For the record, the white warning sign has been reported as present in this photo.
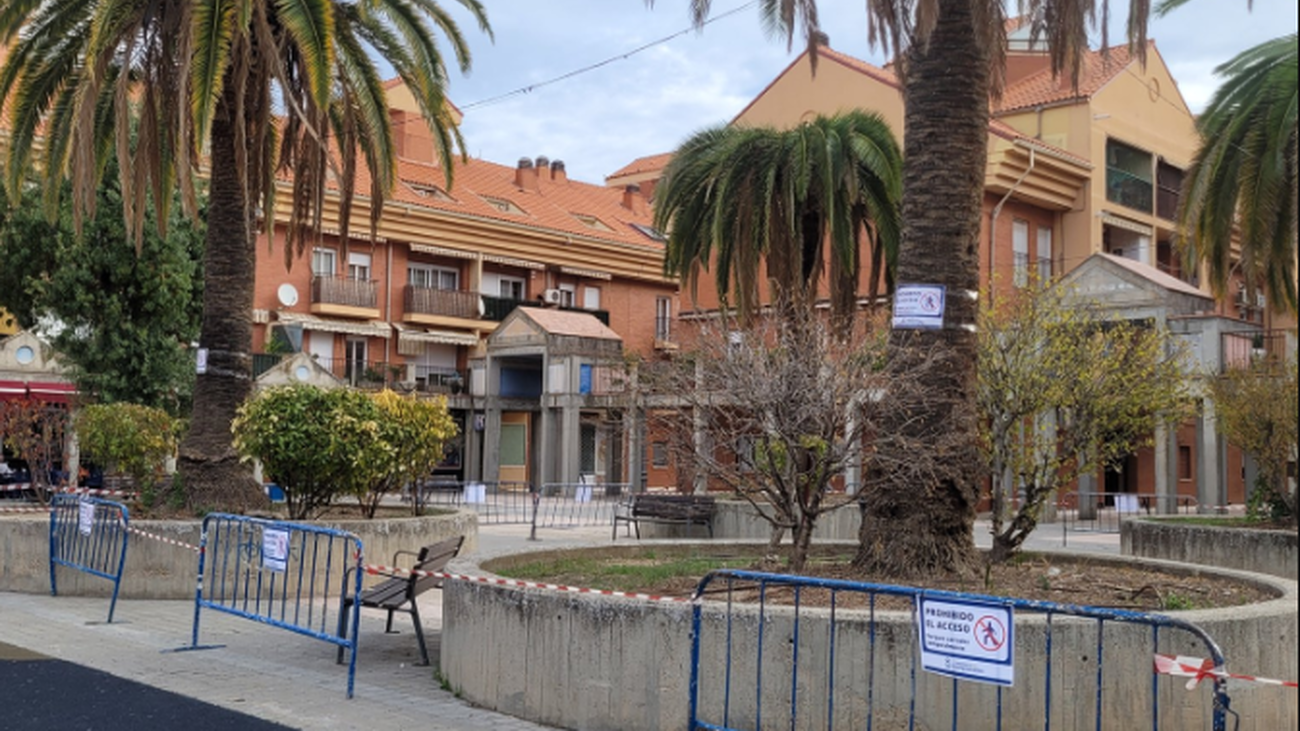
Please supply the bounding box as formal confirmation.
[916,596,1014,686]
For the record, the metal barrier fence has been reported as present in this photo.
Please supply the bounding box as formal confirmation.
[49,495,130,623]
[689,570,1233,731]
[534,482,632,529]
[181,513,365,698]
[414,480,640,529]
[416,480,535,524]
[1058,491,1200,541]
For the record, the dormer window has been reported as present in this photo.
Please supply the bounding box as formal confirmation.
[572,213,613,232]
[482,195,525,215]
[407,182,454,201]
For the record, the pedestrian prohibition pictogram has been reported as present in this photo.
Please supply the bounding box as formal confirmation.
[974,615,1007,652]
[916,596,1015,686]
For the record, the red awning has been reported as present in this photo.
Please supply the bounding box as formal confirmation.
[0,380,77,404]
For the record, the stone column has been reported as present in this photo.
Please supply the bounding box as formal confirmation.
[1153,421,1171,514]
[1197,398,1223,513]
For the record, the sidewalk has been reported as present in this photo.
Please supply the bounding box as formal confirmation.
[0,519,1118,730]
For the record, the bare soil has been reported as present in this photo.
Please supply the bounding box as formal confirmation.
[501,546,1274,612]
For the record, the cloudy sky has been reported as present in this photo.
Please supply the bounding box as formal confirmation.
[437,1,1298,184]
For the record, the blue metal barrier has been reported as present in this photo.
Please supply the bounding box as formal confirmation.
[49,494,130,623]
[689,570,1234,731]
[182,513,364,698]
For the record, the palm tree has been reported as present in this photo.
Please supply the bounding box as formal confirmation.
[1,0,491,508]
[652,0,1157,576]
[653,110,902,332]
[1173,33,1298,316]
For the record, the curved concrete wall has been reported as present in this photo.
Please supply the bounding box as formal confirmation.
[0,510,476,599]
[442,545,1297,731]
[1122,518,1298,579]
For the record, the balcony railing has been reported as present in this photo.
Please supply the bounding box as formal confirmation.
[1156,183,1181,221]
[311,275,377,309]
[481,294,611,326]
[1105,166,1153,213]
[405,286,482,320]
[1220,330,1293,373]
[481,294,524,321]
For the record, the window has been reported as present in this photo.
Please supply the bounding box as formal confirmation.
[1012,220,1030,288]
[583,286,601,310]
[651,442,669,469]
[1105,139,1154,213]
[655,297,672,341]
[407,182,453,201]
[630,223,667,242]
[347,252,371,281]
[1156,161,1184,221]
[498,276,525,300]
[558,283,576,308]
[409,264,458,290]
[1178,445,1193,481]
[344,337,367,384]
[1036,226,1053,282]
[311,248,337,278]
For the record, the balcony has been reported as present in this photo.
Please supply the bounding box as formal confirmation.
[1156,162,1184,221]
[311,276,379,318]
[405,286,482,320]
[481,294,611,326]
[1220,329,1294,373]
[1105,166,1154,214]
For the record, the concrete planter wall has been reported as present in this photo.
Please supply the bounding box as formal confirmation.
[0,509,476,600]
[1122,517,1298,579]
[634,500,861,541]
[442,544,1297,731]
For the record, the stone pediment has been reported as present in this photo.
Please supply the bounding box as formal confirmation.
[255,352,343,390]
[1056,253,1212,317]
[0,330,67,379]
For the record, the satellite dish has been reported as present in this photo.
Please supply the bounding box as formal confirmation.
[277,283,300,307]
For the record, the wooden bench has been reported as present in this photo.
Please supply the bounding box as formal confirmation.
[612,493,717,540]
[336,536,463,666]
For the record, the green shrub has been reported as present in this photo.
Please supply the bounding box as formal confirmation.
[74,403,179,491]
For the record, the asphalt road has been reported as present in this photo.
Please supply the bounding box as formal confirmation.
[0,641,292,731]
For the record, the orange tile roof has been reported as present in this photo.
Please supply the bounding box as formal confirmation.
[388,156,662,249]
[301,145,664,251]
[606,152,675,181]
[995,42,1151,114]
[519,307,622,340]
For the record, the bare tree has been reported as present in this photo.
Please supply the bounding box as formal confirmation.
[643,308,959,572]
[978,284,1191,563]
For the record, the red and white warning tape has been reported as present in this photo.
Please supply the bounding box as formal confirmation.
[126,525,201,553]
[0,483,136,498]
[0,505,49,514]
[363,563,690,604]
[1154,654,1299,690]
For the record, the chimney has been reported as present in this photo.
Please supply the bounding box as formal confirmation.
[812,30,830,47]
[622,184,644,215]
[515,157,538,192]
[550,160,567,183]
[535,156,550,172]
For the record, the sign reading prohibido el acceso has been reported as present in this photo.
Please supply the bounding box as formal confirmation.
[916,596,1014,686]
[892,284,946,330]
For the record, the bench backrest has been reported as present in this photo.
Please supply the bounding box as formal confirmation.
[632,494,717,520]
[409,536,464,598]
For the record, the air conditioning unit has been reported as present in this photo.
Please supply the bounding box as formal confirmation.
[542,288,563,305]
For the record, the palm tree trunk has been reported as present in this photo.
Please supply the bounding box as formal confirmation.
[854,0,987,577]
[178,82,264,512]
